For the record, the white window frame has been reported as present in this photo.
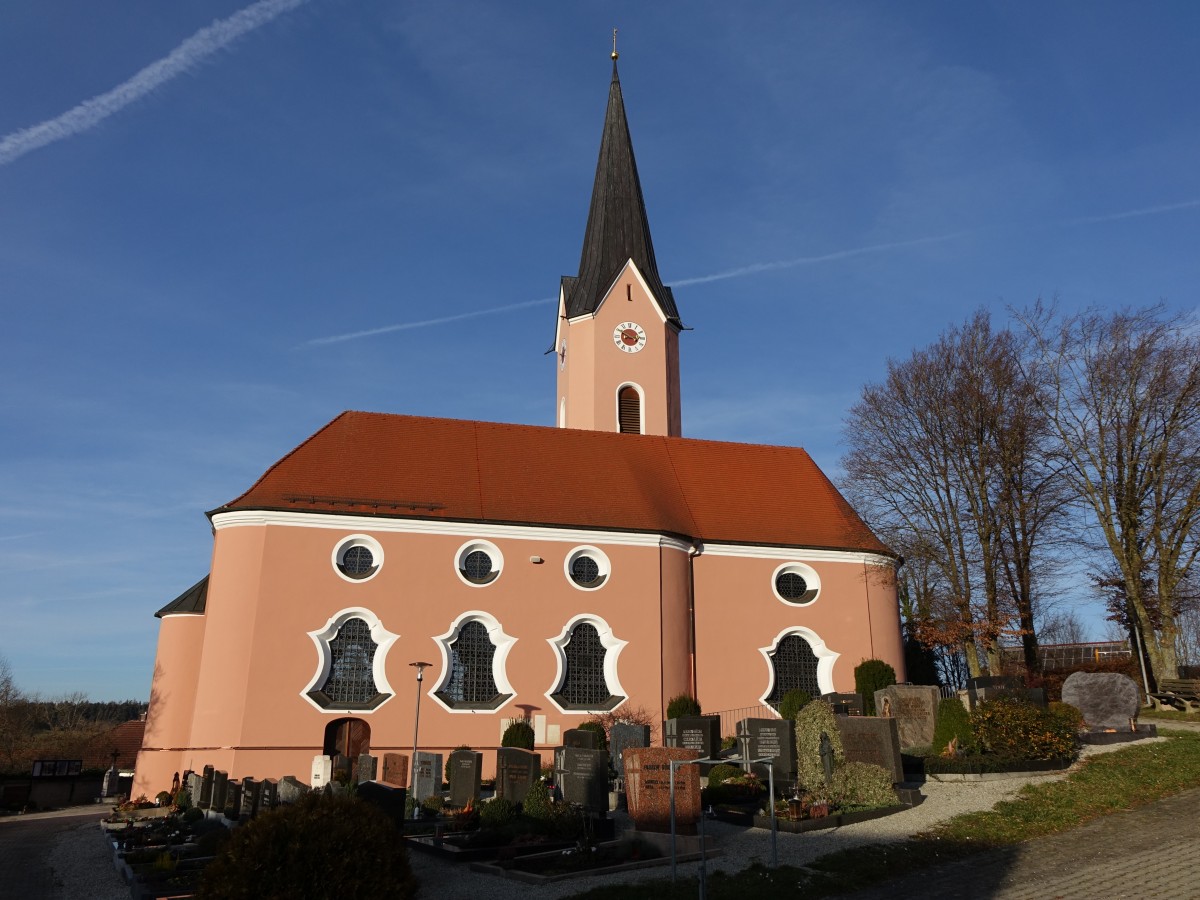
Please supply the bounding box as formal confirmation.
[545,614,628,715]
[301,607,399,713]
[430,611,517,714]
[757,626,839,714]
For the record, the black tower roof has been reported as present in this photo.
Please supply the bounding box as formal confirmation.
[562,62,680,325]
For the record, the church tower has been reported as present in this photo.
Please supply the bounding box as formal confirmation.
[554,55,683,436]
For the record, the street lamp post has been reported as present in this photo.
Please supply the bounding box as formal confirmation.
[409,661,432,819]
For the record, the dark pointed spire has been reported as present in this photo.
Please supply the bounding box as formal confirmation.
[563,60,679,323]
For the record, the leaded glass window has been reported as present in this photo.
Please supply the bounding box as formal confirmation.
[342,545,375,576]
[765,634,820,710]
[775,572,808,601]
[462,550,493,583]
[555,622,619,709]
[441,621,500,706]
[320,618,379,705]
[570,555,600,586]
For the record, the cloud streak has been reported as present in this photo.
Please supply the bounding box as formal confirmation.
[300,297,556,347]
[0,0,307,167]
[1064,198,1200,226]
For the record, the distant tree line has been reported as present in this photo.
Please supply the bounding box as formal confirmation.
[841,303,1200,690]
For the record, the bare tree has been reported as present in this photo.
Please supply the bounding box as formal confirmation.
[1038,610,1088,645]
[0,655,35,773]
[1020,303,1200,684]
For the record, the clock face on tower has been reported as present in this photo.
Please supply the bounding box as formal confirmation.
[613,321,647,354]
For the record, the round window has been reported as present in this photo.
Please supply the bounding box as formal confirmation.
[570,555,601,586]
[455,540,502,587]
[770,562,820,605]
[564,546,610,590]
[463,550,493,583]
[342,545,375,576]
[775,572,808,601]
[333,535,383,582]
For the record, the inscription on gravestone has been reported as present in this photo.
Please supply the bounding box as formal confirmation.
[311,755,332,789]
[495,747,541,805]
[738,718,797,783]
[381,752,409,788]
[411,752,442,804]
[240,778,260,818]
[260,778,278,810]
[559,747,609,812]
[821,692,865,716]
[836,714,904,783]
[448,749,483,808]
[609,723,651,779]
[664,716,721,759]
[875,685,941,748]
[623,747,700,833]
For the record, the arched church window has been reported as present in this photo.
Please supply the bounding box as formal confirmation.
[765,633,821,710]
[618,386,641,434]
[431,613,516,713]
[548,618,626,712]
[302,609,397,712]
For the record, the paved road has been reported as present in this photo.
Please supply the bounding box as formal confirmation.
[839,785,1200,900]
[0,808,125,900]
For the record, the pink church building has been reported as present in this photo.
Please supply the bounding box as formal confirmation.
[134,60,903,796]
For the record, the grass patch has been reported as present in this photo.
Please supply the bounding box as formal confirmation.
[566,731,1200,899]
[1138,707,1200,723]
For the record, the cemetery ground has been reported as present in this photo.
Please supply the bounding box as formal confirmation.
[3,719,1197,899]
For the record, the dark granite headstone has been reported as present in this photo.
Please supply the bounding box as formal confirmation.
[448,749,482,808]
[967,675,1024,710]
[356,753,378,785]
[664,716,721,759]
[821,692,865,716]
[239,778,260,818]
[1062,672,1141,730]
[198,766,214,809]
[411,752,442,804]
[381,752,409,788]
[562,728,598,749]
[211,770,229,813]
[835,715,904,783]
[738,718,797,784]
[623,747,701,833]
[260,778,278,810]
[496,747,541,805]
[357,780,407,825]
[277,775,308,804]
[223,781,242,819]
[558,747,609,811]
[610,723,651,778]
[875,685,941,748]
[332,754,353,785]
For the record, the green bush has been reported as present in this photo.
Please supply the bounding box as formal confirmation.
[522,779,553,821]
[667,694,701,718]
[420,795,443,815]
[501,721,535,750]
[854,659,897,716]
[931,695,974,755]
[830,762,897,808]
[779,689,812,721]
[578,721,608,752]
[970,697,1078,761]
[480,796,518,829]
[173,788,191,811]
[1049,701,1085,732]
[196,793,415,900]
[705,763,742,786]
[794,701,844,790]
[155,790,173,806]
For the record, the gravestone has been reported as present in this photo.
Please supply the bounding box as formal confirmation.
[623,747,701,833]
[198,766,214,809]
[411,752,442,804]
[211,770,229,813]
[821,692,865,716]
[357,780,407,825]
[610,723,651,779]
[332,754,353,785]
[260,779,278,810]
[185,772,204,807]
[738,718,798,784]
[875,685,941,748]
[223,780,241,819]
[835,714,904,783]
[381,752,409,788]
[967,675,1024,710]
[664,716,721,759]
[357,753,378,785]
[1062,672,1141,730]
[562,728,598,749]
[495,747,541,805]
[311,755,332,789]
[448,749,482,808]
[277,776,308,804]
[558,747,609,811]
[240,778,260,819]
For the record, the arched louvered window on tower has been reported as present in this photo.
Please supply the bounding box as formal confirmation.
[617,386,641,434]
[550,620,626,711]
[765,633,821,711]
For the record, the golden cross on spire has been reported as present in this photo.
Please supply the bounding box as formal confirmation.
[611,28,619,60]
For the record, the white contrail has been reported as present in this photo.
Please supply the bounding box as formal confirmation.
[671,232,966,287]
[0,0,308,167]
[301,298,556,347]
[1064,199,1200,226]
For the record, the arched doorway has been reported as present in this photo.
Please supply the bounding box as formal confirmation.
[323,717,371,760]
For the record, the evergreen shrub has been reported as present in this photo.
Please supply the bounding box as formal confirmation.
[523,779,553,820]
[480,796,518,829]
[854,659,897,716]
[196,793,415,900]
[779,689,812,720]
[501,721,535,750]
[1048,701,1085,732]
[666,695,701,718]
[794,701,844,790]
[578,721,608,752]
[931,695,974,755]
[705,763,742,786]
[829,762,897,808]
[970,697,1078,761]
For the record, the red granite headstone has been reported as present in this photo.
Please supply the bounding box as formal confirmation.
[381,752,409,788]
[623,746,701,833]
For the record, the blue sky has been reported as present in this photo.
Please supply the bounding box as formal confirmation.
[1,1,1197,700]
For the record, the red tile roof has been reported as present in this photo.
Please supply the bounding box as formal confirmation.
[215,412,891,555]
